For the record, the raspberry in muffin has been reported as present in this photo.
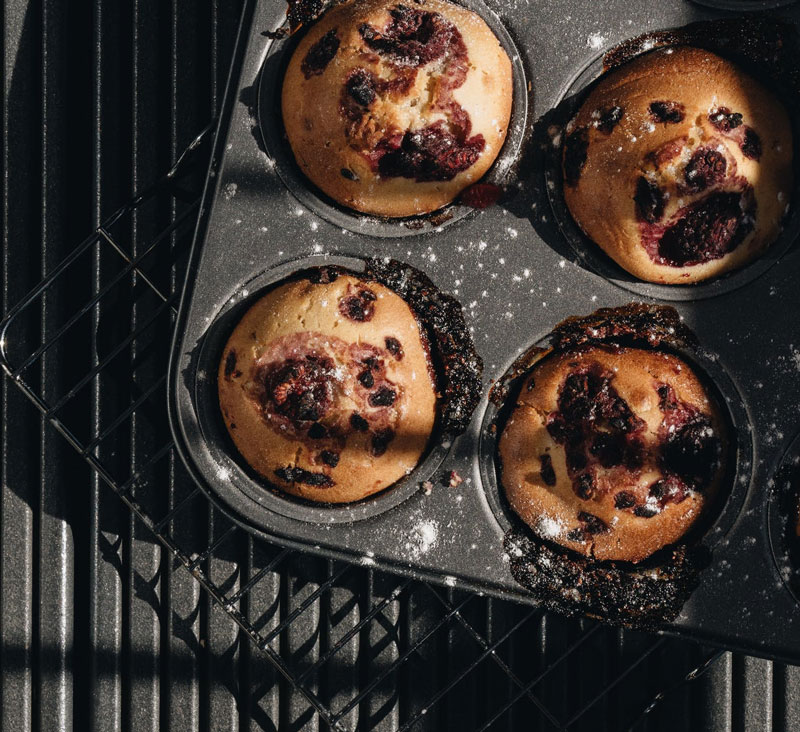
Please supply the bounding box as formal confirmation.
[218,270,437,503]
[281,0,513,217]
[499,344,727,563]
[563,46,793,284]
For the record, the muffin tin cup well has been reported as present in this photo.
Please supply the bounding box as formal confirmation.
[169,0,800,663]
[767,430,800,605]
[256,0,530,238]
[191,254,455,525]
[478,337,754,556]
[543,31,800,302]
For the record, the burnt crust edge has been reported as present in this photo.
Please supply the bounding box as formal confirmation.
[504,531,706,631]
[495,304,718,629]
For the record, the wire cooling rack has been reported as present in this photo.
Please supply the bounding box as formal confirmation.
[0,123,724,731]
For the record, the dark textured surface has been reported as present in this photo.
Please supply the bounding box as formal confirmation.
[2,1,800,730]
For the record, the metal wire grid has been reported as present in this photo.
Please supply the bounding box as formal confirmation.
[0,125,723,731]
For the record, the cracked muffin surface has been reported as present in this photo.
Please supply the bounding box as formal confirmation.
[499,345,727,563]
[218,272,437,503]
[281,0,513,217]
[563,46,793,284]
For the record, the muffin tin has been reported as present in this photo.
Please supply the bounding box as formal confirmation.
[168,0,800,663]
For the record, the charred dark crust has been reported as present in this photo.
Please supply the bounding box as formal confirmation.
[287,0,330,34]
[504,532,704,630]
[601,18,800,92]
[549,303,697,352]
[361,259,483,436]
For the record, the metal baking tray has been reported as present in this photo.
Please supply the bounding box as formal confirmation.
[168,0,800,664]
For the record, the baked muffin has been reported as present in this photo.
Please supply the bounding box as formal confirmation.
[499,345,727,563]
[563,46,793,284]
[218,271,437,503]
[281,0,513,217]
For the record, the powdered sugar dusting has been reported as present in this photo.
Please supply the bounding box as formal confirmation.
[587,33,606,50]
[404,519,439,560]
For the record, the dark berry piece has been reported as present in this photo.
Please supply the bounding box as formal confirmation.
[740,127,761,160]
[369,386,397,407]
[301,29,340,79]
[376,122,485,182]
[385,337,404,360]
[320,450,340,467]
[578,511,609,534]
[274,466,334,487]
[358,5,455,67]
[563,127,589,187]
[224,350,237,379]
[684,147,727,191]
[308,422,327,439]
[539,454,556,486]
[595,105,624,134]
[268,356,334,423]
[633,504,659,518]
[340,168,359,181]
[634,176,665,223]
[345,68,377,107]
[338,287,376,322]
[614,491,636,509]
[649,101,685,124]
[358,370,375,388]
[708,107,743,133]
[575,473,595,500]
[350,412,369,432]
[566,527,587,542]
[370,428,395,456]
[657,191,753,266]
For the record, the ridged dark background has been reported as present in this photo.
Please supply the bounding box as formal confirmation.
[1,1,799,730]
